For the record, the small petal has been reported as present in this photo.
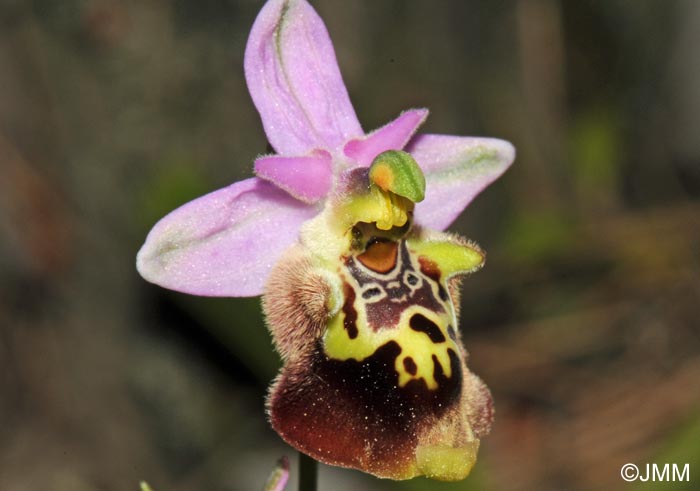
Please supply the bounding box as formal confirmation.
[255,150,332,203]
[136,177,317,297]
[245,0,363,155]
[344,109,428,166]
[407,135,515,230]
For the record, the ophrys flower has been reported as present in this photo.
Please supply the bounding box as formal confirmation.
[137,0,514,481]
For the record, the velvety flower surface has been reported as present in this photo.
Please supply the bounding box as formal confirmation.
[136,0,514,481]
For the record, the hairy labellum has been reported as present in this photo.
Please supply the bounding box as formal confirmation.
[263,153,494,481]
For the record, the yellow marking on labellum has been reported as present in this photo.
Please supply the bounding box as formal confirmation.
[407,238,485,277]
[323,263,459,391]
[324,306,456,390]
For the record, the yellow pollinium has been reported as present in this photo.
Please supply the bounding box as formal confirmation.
[369,162,395,192]
[299,151,426,264]
[341,185,414,231]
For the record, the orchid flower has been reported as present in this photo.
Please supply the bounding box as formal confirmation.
[137,0,514,482]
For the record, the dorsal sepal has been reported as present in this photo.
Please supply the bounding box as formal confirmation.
[369,150,426,203]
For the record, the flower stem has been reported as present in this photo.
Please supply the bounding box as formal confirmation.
[298,452,318,491]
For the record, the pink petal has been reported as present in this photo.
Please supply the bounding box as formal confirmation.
[136,177,317,297]
[244,0,363,155]
[255,150,332,204]
[344,109,428,166]
[407,135,515,230]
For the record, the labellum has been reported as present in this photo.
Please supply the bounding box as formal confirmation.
[263,151,494,480]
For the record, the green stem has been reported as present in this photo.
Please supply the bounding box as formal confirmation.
[298,452,318,491]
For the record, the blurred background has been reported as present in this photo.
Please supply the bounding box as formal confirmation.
[1,0,699,490]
